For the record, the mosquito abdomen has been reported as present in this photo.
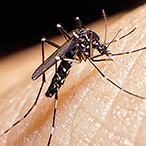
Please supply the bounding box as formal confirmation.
[45,60,72,97]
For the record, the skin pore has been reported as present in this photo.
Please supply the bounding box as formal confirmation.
[0,4,146,146]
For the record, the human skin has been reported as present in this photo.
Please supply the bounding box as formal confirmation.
[0,4,146,146]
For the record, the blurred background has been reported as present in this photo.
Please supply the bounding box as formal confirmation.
[0,0,145,58]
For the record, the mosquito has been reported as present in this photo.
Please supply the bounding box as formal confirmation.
[1,10,146,146]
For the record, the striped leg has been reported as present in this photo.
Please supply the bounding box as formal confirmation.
[88,58,145,99]
[77,39,145,99]
[47,57,59,146]
[47,92,58,146]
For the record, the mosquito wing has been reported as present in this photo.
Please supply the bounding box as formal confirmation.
[32,39,77,80]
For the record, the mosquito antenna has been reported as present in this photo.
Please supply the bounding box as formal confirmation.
[102,9,108,45]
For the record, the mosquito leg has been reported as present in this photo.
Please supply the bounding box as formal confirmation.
[109,47,146,56]
[61,58,80,63]
[75,17,86,29]
[88,58,145,99]
[92,58,113,62]
[47,89,58,146]
[41,37,60,49]
[91,54,103,59]
[56,24,71,40]
[106,27,137,46]
[116,27,137,41]
[0,80,45,137]
[106,29,122,48]
[47,57,59,146]
[0,39,47,137]
[42,38,46,82]
[78,41,144,99]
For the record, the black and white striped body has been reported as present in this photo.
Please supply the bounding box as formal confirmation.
[75,29,102,57]
[45,49,75,97]
[45,28,100,97]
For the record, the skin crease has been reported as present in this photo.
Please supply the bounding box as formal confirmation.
[0,4,146,146]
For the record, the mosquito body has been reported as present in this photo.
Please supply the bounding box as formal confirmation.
[32,25,102,97]
[1,10,146,146]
